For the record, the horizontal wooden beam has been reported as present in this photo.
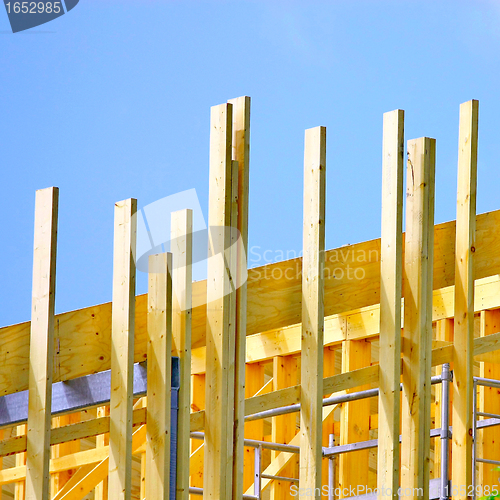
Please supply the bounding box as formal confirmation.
[3,211,500,397]
[189,275,500,371]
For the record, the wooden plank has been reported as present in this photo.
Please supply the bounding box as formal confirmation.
[25,186,59,500]
[238,275,500,367]
[50,413,81,494]
[321,348,336,495]
[377,109,404,500]
[433,319,453,480]
[190,374,205,498]
[108,198,137,500]
[171,209,193,500]
[478,310,500,491]
[452,99,479,500]
[145,253,173,500]
[203,102,235,500]
[94,406,109,500]
[299,125,326,497]
[339,340,371,493]
[272,355,298,499]
[243,364,265,492]
[401,137,436,498]
[5,208,500,395]
[228,95,251,500]
[15,424,26,500]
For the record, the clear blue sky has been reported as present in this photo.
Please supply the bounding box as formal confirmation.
[1,0,499,327]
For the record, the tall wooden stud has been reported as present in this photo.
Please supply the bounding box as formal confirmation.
[299,126,326,498]
[377,109,404,500]
[95,406,110,500]
[478,310,500,491]
[25,186,58,500]
[273,355,298,499]
[339,340,371,492]
[401,138,436,499]
[203,102,235,500]
[452,99,478,500]
[171,209,193,500]
[228,96,251,500]
[108,198,137,500]
[146,252,173,500]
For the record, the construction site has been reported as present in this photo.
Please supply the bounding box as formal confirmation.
[0,96,499,500]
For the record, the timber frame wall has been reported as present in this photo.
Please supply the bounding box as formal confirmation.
[0,97,499,500]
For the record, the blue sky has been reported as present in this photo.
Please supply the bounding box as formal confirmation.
[1,0,500,326]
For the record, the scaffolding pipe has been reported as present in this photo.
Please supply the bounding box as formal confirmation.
[245,374,444,422]
[328,433,334,500]
[440,363,451,500]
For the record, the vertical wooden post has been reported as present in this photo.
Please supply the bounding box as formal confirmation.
[203,102,235,500]
[190,374,205,498]
[272,355,298,499]
[15,424,27,500]
[228,95,251,500]
[401,137,436,499]
[478,310,500,491]
[171,209,193,500]
[433,319,453,479]
[95,406,110,500]
[145,252,173,500]
[339,340,371,491]
[299,126,326,498]
[26,186,59,500]
[377,109,404,500]
[452,99,478,500]
[321,348,336,494]
[243,363,265,491]
[50,413,81,494]
[108,198,137,500]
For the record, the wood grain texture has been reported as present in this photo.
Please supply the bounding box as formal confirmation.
[145,253,172,500]
[171,209,193,500]
[377,109,404,500]
[108,198,137,500]
[299,126,326,497]
[401,138,436,499]
[26,187,58,500]
[452,99,478,500]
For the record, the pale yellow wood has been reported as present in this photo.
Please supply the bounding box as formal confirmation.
[237,275,500,367]
[245,402,342,496]
[227,95,251,500]
[433,319,453,480]
[299,125,326,497]
[0,425,147,488]
[452,99,479,500]
[50,413,81,494]
[146,252,173,500]
[321,348,336,495]
[339,340,371,493]
[51,464,95,500]
[171,209,193,500]
[243,363,265,491]
[15,424,27,500]
[4,209,500,396]
[0,408,147,459]
[377,109,404,500]
[203,102,235,500]
[478,310,500,491]
[50,425,146,500]
[108,198,137,500]
[401,137,436,499]
[26,186,59,500]
[190,374,205,499]
[272,355,298,500]
[95,406,110,500]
